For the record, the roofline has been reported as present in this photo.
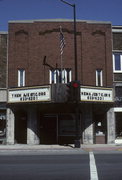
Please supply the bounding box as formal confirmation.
[112,26,122,33]
[0,31,8,34]
[112,25,122,28]
[8,19,111,25]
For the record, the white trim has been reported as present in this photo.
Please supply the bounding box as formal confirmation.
[100,70,103,86]
[54,70,57,84]
[113,54,115,72]
[18,70,20,87]
[112,29,122,33]
[69,70,72,82]
[49,70,51,84]
[113,50,122,53]
[96,70,98,86]
[114,107,122,112]
[0,31,8,34]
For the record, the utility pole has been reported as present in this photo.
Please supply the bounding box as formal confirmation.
[60,0,81,148]
[60,0,78,80]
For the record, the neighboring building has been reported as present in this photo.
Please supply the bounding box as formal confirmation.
[7,19,113,145]
[112,26,122,144]
[0,32,7,144]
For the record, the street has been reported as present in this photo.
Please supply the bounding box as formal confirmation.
[0,149,122,180]
[0,150,90,180]
[95,153,122,180]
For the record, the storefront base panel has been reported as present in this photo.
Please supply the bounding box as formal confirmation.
[95,135,106,144]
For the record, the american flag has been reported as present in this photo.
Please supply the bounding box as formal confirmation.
[60,26,66,55]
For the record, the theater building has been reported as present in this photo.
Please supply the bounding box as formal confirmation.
[7,19,113,145]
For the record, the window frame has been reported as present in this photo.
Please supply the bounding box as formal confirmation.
[18,69,25,87]
[49,68,72,84]
[96,69,103,87]
[113,53,122,73]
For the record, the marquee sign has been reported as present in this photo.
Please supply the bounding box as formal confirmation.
[80,86,113,102]
[8,85,113,103]
[8,86,51,103]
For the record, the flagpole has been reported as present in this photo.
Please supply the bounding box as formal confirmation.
[60,26,63,83]
[60,26,62,83]
[60,50,63,83]
[60,26,65,83]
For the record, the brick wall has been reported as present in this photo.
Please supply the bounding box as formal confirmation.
[0,33,7,88]
[8,20,113,88]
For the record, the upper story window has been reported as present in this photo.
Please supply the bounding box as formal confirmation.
[49,68,72,84]
[18,69,25,87]
[113,53,122,72]
[96,69,103,86]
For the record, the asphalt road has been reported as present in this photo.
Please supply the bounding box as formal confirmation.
[95,153,122,180]
[0,151,90,180]
[0,150,122,180]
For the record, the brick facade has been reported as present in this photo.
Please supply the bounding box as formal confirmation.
[8,20,113,88]
[0,32,7,88]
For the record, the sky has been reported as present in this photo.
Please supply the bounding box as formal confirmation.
[0,0,122,31]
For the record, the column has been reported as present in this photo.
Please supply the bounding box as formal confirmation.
[27,107,40,145]
[82,105,94,144]
[6,108,15,145]
[107,108,115,144]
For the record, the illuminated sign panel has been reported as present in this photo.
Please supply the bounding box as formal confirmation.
[8,85,113,103]
[8,86,51,103]
[80,86,113,102]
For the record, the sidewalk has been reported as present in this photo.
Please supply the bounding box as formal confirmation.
[0,144,122,151]
[0,144,72,151]
[82,144,122,151]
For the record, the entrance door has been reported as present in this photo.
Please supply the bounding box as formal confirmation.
[15,110,27,144]
[40,115,57,144]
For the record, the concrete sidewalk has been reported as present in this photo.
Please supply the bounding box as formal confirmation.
[82,144,122,151]
[0,144,122,151]
[0,144,72,150]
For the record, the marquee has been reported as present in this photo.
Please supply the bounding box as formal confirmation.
[8,86,51,103]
